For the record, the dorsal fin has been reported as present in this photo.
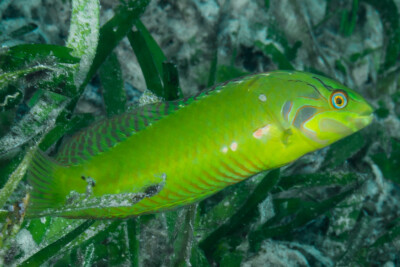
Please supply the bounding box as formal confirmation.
[55,80,231,165]
[56,101,181,165]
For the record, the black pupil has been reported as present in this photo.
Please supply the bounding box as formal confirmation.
[336,97,343,105]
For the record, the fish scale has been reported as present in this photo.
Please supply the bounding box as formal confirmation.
[27,71,373,218]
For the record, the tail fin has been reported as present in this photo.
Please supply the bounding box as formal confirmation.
[27,149,65,217]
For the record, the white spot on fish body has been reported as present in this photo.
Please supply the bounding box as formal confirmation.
[222,142,238,153]
[259,94,267,102]
[230,142,238,151]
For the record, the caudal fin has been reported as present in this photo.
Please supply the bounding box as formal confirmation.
[27,149,65,217]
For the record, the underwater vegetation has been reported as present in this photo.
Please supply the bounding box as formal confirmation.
[0,0,399,266]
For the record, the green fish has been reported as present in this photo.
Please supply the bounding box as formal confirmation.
[27,71,373,219]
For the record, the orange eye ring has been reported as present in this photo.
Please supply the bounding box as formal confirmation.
[330,90,348,109]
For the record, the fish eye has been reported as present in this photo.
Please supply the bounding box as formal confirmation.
[331,90,348,109]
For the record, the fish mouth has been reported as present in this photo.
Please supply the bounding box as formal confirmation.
[320,118,353,136]
[351,114,374,130]
[320,113,373,136]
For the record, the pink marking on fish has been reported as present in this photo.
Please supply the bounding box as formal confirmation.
[253,125,270,139]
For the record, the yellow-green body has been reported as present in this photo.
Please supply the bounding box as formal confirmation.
[27,71,373,218]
